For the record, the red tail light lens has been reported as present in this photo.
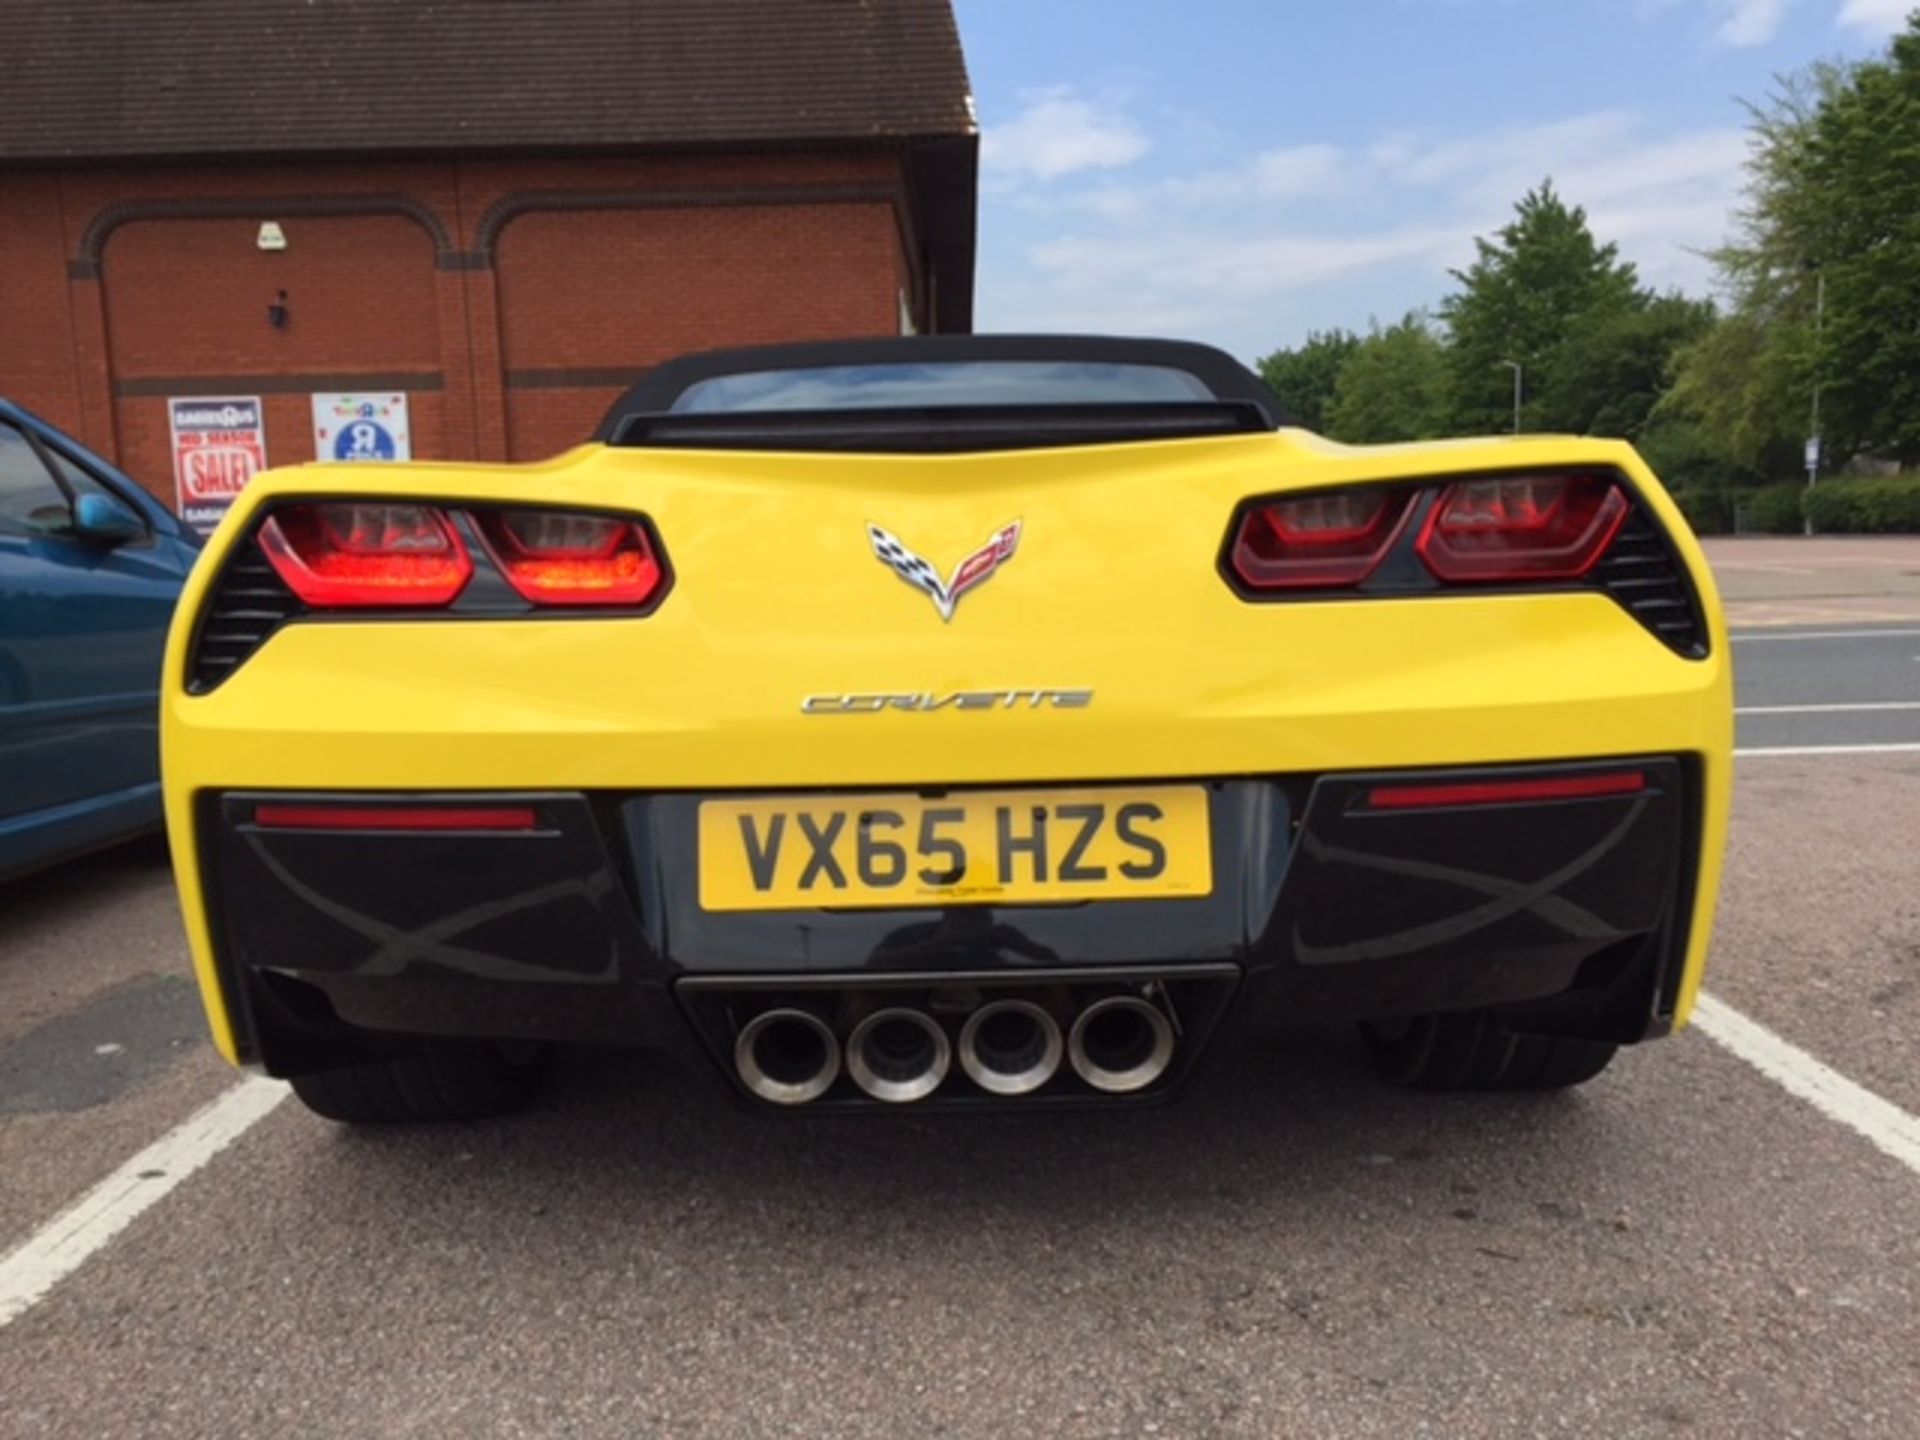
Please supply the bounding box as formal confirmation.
[475,509,665,606]
[258,503,472,607]
[1416,474,1628,582]
[1228,488,1414,590]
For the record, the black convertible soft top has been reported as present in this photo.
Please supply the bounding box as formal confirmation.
[595,335,1286,452]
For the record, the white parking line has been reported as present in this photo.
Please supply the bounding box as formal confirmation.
[0,1078,286,1328]
[1691,994,1920,1178]
[1737,702,1920,715]
[1732,628,1920,643]
[1735,743,1920,757]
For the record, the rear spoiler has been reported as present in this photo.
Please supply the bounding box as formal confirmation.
[606,402,1273,454]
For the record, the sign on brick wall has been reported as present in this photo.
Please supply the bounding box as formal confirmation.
[169,397,266,537]
[312,393,411,462]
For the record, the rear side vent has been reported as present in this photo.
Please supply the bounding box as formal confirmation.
[187,538,305,692]
[1591,509,1707,657]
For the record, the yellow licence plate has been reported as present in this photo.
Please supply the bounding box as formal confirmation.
[697,785,1212,912]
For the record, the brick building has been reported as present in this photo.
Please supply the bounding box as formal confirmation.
[0,0,976,507]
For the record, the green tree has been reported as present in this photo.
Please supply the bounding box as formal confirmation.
[1796,21,1920,464]
[1656,309,1804,478]
[1664,65,1847,473]
[1547,292,1717,440]
[1672,27,1920,469]
[1324,314,1450,444]
[1439,182,1645,435]
[1256,329,1360,433]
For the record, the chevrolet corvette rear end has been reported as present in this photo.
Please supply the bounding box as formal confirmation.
[162,336,1731,1122]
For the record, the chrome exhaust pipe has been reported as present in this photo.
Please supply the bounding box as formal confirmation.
[846,1007,951,1103]
[734,1008,840,1106]
[958,999,1063,1096]
[1067,995,1175,1094]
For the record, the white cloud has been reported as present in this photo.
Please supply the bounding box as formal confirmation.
[973,109,1754,357]
[1247,144,1350,199]
[1039,112,1748,247]
[1372,112,1629,191]
[1028,225,1463,297]
[1714,0,1789,46]
[1635,0,1799,45]
[981,88,1148,183]
[1836,0,1915,35]
[1636,0,1912,47]
[1037,143,1349,221]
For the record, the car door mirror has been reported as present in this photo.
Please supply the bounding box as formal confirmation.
[71,491,147,545]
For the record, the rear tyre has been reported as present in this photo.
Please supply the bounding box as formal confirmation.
[1360,1012,1617,1091]
[288,1041,547,1124]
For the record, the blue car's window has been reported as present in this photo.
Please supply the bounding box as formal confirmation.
[0,424,74,537]
[670,361,1214,413]
[44,446,120,505]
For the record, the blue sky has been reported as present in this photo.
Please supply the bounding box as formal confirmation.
[952,0,1913,362]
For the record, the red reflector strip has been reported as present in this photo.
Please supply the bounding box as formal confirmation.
[252,805,539,831]
[1365,771,1647,811]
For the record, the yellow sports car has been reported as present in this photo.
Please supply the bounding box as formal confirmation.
[162,336,1731,1122]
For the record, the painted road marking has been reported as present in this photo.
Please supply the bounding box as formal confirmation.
[1692,994,1920,1179]
[0,1003,1913,1336]
[0,1078,286,1328]
[1727,610,1920,629]
[1736,743,1920,757]
[1732,628,1920,642]
[1737,702,1920,716]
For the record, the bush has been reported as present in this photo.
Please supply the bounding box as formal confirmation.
[1671,488,1734,535]
[1746,483,1808,534]
[1802,475,1920,533]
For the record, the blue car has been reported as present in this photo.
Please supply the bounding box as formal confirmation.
[0,401,200,880]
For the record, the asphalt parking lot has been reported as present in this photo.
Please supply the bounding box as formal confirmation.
[3,537,1919,1437]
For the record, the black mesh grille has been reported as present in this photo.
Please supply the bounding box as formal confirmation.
[1592,510,1707,657]
[186,537,304,692]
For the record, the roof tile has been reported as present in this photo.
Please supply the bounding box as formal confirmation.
[0,0,975,161]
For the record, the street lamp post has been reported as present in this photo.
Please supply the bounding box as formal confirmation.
[1805,268,1825,537]
[1498,360,1523,435]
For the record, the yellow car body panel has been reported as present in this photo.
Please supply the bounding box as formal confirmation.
[163,429,1731,1069]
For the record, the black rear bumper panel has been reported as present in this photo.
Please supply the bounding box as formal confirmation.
[202,758,1695,1103]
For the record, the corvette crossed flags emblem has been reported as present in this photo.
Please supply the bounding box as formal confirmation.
[867,520,1023,622]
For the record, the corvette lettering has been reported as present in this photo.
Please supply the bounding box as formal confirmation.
[802,689,1093,714]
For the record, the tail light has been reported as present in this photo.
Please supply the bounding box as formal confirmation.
[188,497,671,689]
[474,509,664,606]
[1416,474,1628,582]
[252,502,669,612]
[1220,469,1703,653]
[258,503,472,607]
[1228,489,1413,590]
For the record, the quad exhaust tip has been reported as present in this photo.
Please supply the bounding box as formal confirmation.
[735,993,1175,1106]
[734,1008,841,1106]
[847,1007,951,1103]
[1068,995,1176,1094]
[959,999,1064,1097]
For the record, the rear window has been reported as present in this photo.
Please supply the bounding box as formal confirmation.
[669,361,1215,413]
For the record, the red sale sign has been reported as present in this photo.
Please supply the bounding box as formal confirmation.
[170,397,266,536]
